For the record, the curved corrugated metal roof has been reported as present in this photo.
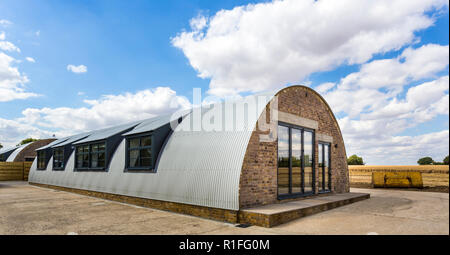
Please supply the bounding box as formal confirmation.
[37,137,70,150]
[154,93,274,209]
[122,113,181,136]
[73,121,142,145]
[52,133,91,147]
[29,90,277,210]
[0,146,18,155]
[6,143,28,162]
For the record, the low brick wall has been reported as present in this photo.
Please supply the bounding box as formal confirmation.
[349,165,449,188]
[29,182,239,223]
[0,162,32,181]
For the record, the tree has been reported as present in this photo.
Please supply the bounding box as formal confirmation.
[444,155,449,165]
[347,154,364,165]
[417,157,434,165]
[0,143,3,149]
[17,138,38,147]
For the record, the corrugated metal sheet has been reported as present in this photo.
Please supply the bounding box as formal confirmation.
[37,137,70,150]
[28,92,275,210]
[122,112,190,136]
[52,133,91,147]
[6,143,28,162]
[0,146,18,155]
[73,121,142,144]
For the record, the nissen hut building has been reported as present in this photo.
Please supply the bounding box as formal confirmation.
[29,85,363,227]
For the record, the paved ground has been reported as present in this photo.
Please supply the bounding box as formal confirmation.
[0,181,448,235]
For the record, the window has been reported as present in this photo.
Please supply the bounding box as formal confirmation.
[291,128,302,193]
[126,135,152,170]
[277,125,289,195]
[304,131,314,193]
[277,123,315,198]
[75,142,106,170]
[91,143,106,168]
[53,147,64,170]
[318,142,331,192]
[37,150,47,170]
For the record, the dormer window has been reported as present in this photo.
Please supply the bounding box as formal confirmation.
[126,135,152,170]
[53,147,64,170]
[37,150,47,170]
[75,142,106,171]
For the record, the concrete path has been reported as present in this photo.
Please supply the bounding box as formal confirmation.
[0,182,447,235]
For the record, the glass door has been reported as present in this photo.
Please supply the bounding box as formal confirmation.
[277,123,315,198]
[277,125,290,196]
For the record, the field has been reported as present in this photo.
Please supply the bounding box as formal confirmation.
[349,165,449,191]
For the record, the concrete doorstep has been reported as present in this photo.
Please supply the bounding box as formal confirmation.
[239,193,370,227]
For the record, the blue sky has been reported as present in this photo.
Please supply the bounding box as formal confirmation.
[0,0,449,164]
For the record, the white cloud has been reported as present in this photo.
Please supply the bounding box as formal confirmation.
[0,40,20,52]
[363,76,449,122]
[0,31,5,40]
[0,52,39,102]
[343,129,449,165]
[1,87,191,148]
[35,30,40,36]
[25,57,35,63]
[0,20,12,26]
[172,0,448,96]
[18,87,191,134]
[324,44,449,118]
[320,45,449,164]
[0,117,60,148]
[339,44,449,92]
[67,64,87,74]
[315,82,335,94]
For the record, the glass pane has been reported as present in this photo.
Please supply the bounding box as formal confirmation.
[129,138,140,149]
[140,148,151,158]
[142,136,151,147]
[277,125,289,195]
[76,155,83,168]
[140,157,151,167]
[92,144,98,152]
[38,151,46,169]
[291,129,302,194]
[129,150,139,167]
[324,144,330,190]
[304,131,313,193]
[318,144,323,191]
[91,153,98,168]
[98,143,105,151]
[98,152,105,167]
[83,145,89,153]
[82,153,89,167]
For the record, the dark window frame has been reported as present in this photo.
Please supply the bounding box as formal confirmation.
[74,141,107,172]
[52,147,65,171]
[124,133,155,172]
[277,121,316,200]
[36,150,47,170]
[318,142,332,193]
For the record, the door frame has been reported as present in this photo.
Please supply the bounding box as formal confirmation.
[277,121,316,200]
